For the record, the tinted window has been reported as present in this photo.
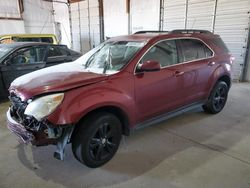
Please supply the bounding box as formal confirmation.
[58,46,70,56]
[212,38,229,53]
[142,40,178,67]
[41,37,53,43]
[48,46,63,57]
[13,37,40,42]
[12,37,53,43]
[11,46,46,64]
[179,39,213,62]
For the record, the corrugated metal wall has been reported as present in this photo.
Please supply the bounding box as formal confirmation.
[163,0,186,30]
[0,0,55,35]
[70,0,101,53]
[186,0,215,30]
[163,0,250,80]
[53,0,71,48]
[0,0,20,18]
[103,0,160,36]
[103,0,128,38]
[130,0,160,33]
[23,0,55,34]
[214,0,250,80]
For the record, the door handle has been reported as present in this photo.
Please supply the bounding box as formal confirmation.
[174,71,184,77]
[208,61,215,66]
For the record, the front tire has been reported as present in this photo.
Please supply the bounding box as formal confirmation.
[203,81,229,114]
[72,112,122,168]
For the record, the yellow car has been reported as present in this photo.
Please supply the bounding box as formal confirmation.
[0,34,58,44]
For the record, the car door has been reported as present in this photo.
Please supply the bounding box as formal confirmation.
[0,64,8,99]
[45,45,71,67]
[1,45,47,89]
[134,39,186,123]
[177,39,215,105]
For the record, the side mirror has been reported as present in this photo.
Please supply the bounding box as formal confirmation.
[139,60,161,72]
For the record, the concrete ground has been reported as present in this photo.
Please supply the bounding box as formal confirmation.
[0,83,250,188]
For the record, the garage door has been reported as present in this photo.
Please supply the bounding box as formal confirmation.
[130,0,160,33]
[163,0,250,80]
[70,0,101,53]
[214,0,250,80]
[186,0,215,31]
[163,0,186,30]
[103,0,129,37]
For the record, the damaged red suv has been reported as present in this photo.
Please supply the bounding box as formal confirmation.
[7,30,233,168]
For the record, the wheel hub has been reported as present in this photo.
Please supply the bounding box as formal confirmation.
[101,138,107,144]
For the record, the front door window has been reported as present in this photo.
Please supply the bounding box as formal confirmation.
[141,40,178,68]
[11,46,46,64]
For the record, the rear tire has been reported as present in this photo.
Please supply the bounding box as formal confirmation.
[203,81,229,114]
[72,112,122,168]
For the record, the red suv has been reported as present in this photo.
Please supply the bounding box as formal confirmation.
[7,30,233,168]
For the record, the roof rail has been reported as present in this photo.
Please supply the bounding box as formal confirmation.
[170,29,212,34]
[134,30,169,34]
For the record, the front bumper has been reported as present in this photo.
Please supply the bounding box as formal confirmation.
[6,109,34,144]
[7,91,75,160]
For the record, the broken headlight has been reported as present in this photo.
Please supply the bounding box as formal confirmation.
[24,93,64,121]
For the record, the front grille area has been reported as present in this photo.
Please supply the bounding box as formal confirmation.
[9,93,43,132]
[8,93,64,145]
[9,93,27,124]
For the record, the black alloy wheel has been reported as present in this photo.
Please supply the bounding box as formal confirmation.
[212,84,227,112]
[72,112,122,168]
[203,81,229,114]
[89,122,117,161]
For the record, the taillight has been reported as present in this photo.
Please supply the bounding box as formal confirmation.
[230,56,235,65]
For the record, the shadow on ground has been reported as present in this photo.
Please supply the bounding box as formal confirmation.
[15,104,247,188]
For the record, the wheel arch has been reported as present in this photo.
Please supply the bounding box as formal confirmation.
[217,74,231,88]
[71,105,130,142]
[206,70,231,102]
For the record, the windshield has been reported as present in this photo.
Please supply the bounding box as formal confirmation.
[75,41,145,74]
[0,46,13,60]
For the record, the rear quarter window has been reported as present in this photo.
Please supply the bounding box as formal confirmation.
[211,38,229,53]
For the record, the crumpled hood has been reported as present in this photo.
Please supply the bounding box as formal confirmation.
[9,62,108,101]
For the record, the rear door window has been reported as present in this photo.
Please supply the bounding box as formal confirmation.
[47,46,64,57]
[178,39,213,62]
[57,46,71,56]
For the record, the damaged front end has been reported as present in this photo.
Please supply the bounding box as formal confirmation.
[7,93,74,160]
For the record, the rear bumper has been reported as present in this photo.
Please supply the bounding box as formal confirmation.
[6,109,34,144]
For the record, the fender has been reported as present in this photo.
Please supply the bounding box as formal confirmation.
[205,61,232,99]
[47,74,136,127]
